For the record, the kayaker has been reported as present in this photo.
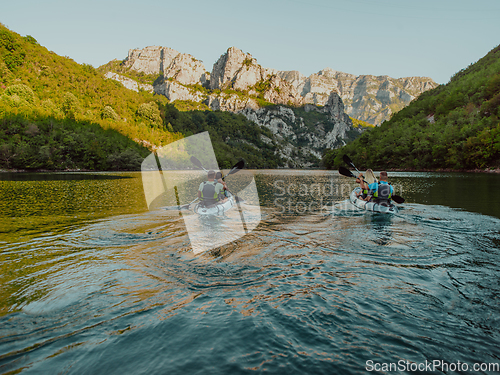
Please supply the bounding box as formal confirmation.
[367,171,394,205]
[198,170,225,206]
[356,173,370,200]
[216,171,229,199]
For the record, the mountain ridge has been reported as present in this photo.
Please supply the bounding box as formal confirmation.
[101,45,438,125]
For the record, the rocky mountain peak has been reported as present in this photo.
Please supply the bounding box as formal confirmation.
[210,47,256,90]
[208,46,304,108]
[123,46,207,86]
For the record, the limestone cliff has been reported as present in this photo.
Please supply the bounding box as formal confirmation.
[239,92,364,168]
[103,45,436,125]
[190,46,435,124]
[209,47,257,90]
[208,47,303,109]
[154,80,205,102]
[205,93,259,112]
[123,46,208,86]
[279,67,438,125]
[104,72,154,93]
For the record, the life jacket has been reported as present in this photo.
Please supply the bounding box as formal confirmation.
[373,182,392,204]
[200,181,220,206]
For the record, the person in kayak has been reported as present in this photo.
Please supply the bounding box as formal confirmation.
[198,170,226,206]
[356,173,370,200]
[215,171,229,198]
[367,171,394,205]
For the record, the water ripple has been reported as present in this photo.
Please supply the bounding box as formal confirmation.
[1,174,500,374]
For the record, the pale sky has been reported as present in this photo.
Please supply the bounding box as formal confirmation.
[2,0,499,84]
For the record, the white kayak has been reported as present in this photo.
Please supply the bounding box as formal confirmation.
[350,187,397,214]
[193,191,237,216]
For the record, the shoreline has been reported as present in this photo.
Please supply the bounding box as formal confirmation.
[0,169,135,173]
[387,167,500,174]
[1,167,500,174]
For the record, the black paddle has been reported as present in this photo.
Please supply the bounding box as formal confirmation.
[390,195,405,204]
[340,155,405,204]
[223,159,245,180]
[339,166,356,178]
[190,156,208,172]
[343,154,362,175]
[191,156,245,180]
[225,159,246,203]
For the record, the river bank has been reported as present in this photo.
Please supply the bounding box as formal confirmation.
[387,167,500,174]
[2,167,500,174]
[0,168,138,173]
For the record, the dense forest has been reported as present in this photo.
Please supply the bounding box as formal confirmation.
[158,104,283,169]
[0,24,283,170]
[323,45,500,171]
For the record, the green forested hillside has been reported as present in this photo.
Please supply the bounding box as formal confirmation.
[323,45,500,171]
[0,24,283,170]
[158,103,283,169]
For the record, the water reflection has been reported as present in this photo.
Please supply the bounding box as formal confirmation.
[385,171,500,219]
[0,172,132,181]
[255,170,355,217]
[1,171,500,374]
[0,172,148,237]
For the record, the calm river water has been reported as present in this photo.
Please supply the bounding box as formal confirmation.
[0,171,499,374]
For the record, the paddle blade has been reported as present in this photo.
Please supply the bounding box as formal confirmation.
[392,195,405,204]
[190,156,203,169]
[342,154,354,167]
[227,159,245,176]
[339,166,355,178]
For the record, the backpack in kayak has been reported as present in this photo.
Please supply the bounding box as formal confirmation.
[374,183,391,204]
[200,181,218,206]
